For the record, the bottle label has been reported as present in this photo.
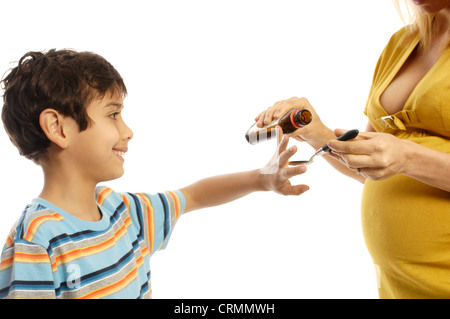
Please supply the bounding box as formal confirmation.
[246,125,277,145]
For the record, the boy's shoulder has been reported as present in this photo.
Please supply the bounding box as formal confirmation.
[8,186,122,248]
[95,185,134,214]
[7,200,63,249]
[95,185,121,205]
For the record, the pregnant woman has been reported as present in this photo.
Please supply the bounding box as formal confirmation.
[255,0,450,298]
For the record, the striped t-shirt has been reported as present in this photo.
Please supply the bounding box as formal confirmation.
[0,186,185,299]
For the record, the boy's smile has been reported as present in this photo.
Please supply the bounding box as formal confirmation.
[113,148,127,162]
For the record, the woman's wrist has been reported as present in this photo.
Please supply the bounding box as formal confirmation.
[305,126,336,149]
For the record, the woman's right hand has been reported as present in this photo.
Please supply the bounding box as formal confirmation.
[254,97,329,145]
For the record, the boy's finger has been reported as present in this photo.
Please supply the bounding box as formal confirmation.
[280,184,310,196]
[276,126,283,145]
[276,127,289,154]
[280,134,289,155]
[279,145,297,165]
[284,165,307,179]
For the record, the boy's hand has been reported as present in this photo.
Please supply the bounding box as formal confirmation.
[260,126,310,195]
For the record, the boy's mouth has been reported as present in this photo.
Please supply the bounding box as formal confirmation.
[113,148,127,161]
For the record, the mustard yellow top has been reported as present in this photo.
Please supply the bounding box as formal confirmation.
[362,26,450,299]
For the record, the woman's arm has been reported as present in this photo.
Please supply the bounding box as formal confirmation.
[403,141,450,192]
[180,127,309,213]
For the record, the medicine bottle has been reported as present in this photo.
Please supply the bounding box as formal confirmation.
[245,109,312,145]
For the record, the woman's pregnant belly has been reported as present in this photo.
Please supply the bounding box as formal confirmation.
[361,175,450,298]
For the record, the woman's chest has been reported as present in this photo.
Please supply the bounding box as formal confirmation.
[379,47,440,115]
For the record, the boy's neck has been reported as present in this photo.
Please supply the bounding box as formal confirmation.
[39,165,102,222]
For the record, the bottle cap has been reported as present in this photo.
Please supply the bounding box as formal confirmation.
[290,109,312,129]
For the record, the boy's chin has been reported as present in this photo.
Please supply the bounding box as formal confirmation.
[98,168,125,183]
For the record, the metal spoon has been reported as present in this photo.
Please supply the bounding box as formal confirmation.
[289,129,359,166]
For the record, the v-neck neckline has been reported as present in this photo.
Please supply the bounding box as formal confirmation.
[377,33,448,116]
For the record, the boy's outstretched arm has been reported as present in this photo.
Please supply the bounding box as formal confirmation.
[181,126,309,213]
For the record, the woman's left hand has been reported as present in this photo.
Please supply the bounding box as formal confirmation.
[327,128,411,181]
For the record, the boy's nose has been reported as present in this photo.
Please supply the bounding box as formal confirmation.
[121,120,134,141]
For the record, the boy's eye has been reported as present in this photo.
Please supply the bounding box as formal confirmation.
[109,112,119,120]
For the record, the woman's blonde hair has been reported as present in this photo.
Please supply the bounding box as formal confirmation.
[392,0,438,49]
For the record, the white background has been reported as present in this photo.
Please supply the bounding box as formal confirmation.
[0,0,404,298]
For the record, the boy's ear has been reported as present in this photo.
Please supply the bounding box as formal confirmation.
[39,108,69,149]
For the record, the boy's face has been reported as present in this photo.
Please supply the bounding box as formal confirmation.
[67,90,133,184]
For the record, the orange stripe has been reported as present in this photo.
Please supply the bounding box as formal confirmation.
[121,194,130,212]
[5,234,14,248]
[136,194,154,253]
[80,267,138,299]
[1,251,51,270]
[167,191,181,218]
[141,246,150,257]
[25,213,64,242]
[5,224,16,248]
[0,256,14,270]
[97,187,114,206]
[136,255,144,268]
[16,252,49,261]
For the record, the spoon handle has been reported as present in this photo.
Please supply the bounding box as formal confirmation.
[321,129,359,153]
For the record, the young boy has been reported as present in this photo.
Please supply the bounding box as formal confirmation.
[0,49,308,299]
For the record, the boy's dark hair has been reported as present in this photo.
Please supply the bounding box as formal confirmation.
[1,49,127,164]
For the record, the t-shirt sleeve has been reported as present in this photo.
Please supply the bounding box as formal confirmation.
[0,239,56,299]
[120,190,186,256]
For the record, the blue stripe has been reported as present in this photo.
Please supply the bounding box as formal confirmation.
[0,280,54,298]
[157,193,170,238]
[127,193,145,240]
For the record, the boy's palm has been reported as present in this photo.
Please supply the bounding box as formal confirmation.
[261,126,309,196]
